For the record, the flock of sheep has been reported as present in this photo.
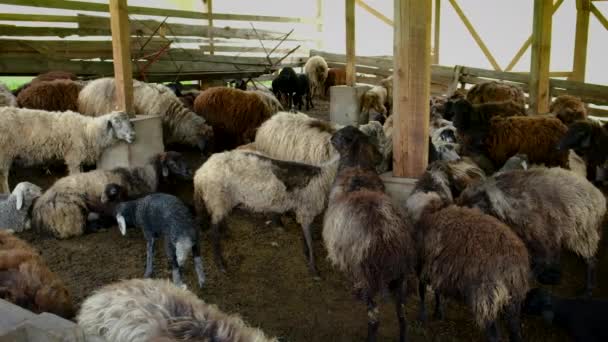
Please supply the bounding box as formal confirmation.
[0,54,607,342]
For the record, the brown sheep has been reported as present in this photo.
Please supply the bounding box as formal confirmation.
[0,231,74,318]
[324,68,346,97]
[13,71,78,97]
[550,95,587,125]
[466,81,526,111]
[17,79,83,112]
[194,87,273,151]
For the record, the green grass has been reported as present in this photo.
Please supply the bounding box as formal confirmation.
[0,77,34,91]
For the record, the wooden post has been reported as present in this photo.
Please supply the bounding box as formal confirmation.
[345,0,356,86]
[530,0,553,114]
[433,0,441,64]
[205,0,214,55]
[571,0,590,82]
[109,0,134,115]
[393,0,431,178]
[316,0,324,49]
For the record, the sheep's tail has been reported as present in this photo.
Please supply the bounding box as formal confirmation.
[175,238,193,267]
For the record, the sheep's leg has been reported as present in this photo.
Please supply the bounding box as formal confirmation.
[585,256,597,298]
[0,165,10,193]
[434,291,445,320]
[484,321,499,342]
[165,238,185,288]
[417,280,427,322]
[211,223,227,273]
[503,302,522,342]
[271,214,284,231]
[300,224,318,277]
[144,238,156,278]
[392,278,407,342]
[192,242,206,288]
[365,296,380,342]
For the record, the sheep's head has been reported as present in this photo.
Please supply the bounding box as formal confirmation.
[331,126,382,170]
[158,151,193,181]
[195,121,214,155]
[108,112,136,144]
[450,99,474,131]
[34,280,75,319]
[12,182,42,210]
[522,288,555,324]
[100,183,127,204]
[498,153,528,173]
[557,120,595,153]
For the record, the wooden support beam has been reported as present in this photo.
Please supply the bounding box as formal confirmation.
[433,0,441,64]
[345,0,356,86]
[316,0,324,49]
[448,0,501,71]
[571,0,591,81]
[393,0,432,178]
[204,0,214,55]
[591,3,608,30]
[355,0,394,26]
[530,0,553,114]
[109,0,134,116]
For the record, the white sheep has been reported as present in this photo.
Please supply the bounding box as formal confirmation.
[0,82,17,107]
[304,55,329,98]
[0,107,135,193]
[0,182,42,233]
[360,86,388,116]
[77,278,277,342]
[78,78,213,152]
[194,150,338,276]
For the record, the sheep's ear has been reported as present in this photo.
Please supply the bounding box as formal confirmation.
[106,119,113,132]
[116,214,127,236]
[15,190,23,210]
[162,165,169,178]
[521,161,528,170]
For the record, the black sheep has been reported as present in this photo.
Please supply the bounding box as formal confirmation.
[293,73,313,111]
[557,120,608,182]
[272,67,298,110]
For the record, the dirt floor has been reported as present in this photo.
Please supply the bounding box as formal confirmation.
[10,98,601,341]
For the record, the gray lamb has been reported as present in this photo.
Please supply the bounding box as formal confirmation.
[115,193,205,289]
[0,182,42,232]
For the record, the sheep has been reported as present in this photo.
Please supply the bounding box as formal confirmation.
[78,78,213,152]
[448,98,527,130]
[441,89,468,121]
[113,193,205,289]
[13,70,78,97]
[324,68,346,97]
[32,152,192,239]
[406,160,530,342]
[193,87,274,151]
[360,85,388,116]
[323,126,416,342]
[0,182,42,233]
[294,73,313,111]
[194,149,338,276]
[272,67,298,109]
[455,114,569,170]
[252,89,283,114]
[0,82,17,107]
[77,278,277,342]
[304,55,329,98]
[523,288,608,342]
[550,95,587,125]
[83,183,129,232]
[457,167,606,296]
[379,75,393,113]
[0,231,74,318]
[498,152,587,179]
[0,108,135,193]
[17,79,83,112]
[557,120,608,182]
[466,81,526,110]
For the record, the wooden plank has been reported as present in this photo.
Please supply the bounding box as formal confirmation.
[0,0,314,23]
[345,0,356,86]
[393,0,432,178]
[110,0,134,115]
[433,0,441,64]
[448,0,501,71]
[460,66,531,84]
[571,0,591,81]
[588,107,608,118]
[311,49,393,69]
[355,0,394,26]
[327,62,392,77]
[204,0,214,55]
[591,3,608,30]
[0,13,77,22]
[530,0,553,114]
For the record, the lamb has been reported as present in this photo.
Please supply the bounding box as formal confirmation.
[272,67,298,109]
[294,73,313,111]
[455,114,569,170]
[457,167,606,296]
[83,183,129,232]
[304,55,329,98]
[77,278,277,342]
[0,108,135,193]
[466,81,526,110]
[557,120,608,182]
[523,288,608,342]
[193,149,338,276]
[114,193,205,289]
[360,85,388,116]
[323,126,416,342]
[32,152,192,239]
[406,160,529,342]
[0,182,42,233]
[324,68,346,97]
[78,78,213,152]
[193,87,274,151]
[550,95,587,125]
[17,79,83,112]
[0,231,74,318]
[0,82,17,107]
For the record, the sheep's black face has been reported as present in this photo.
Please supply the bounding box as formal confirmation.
[557,121,592,152]
[101,183,126,204]
[331,126,382,169]
[330,126,361,154]
[450,99,474,131]
[161,151,193,180]
[522,288,553,316]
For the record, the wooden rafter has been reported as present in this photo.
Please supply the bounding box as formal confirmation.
[591,3,608,30]
[355,0,393,26]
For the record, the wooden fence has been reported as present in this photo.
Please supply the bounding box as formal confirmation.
[0,0,320,82]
